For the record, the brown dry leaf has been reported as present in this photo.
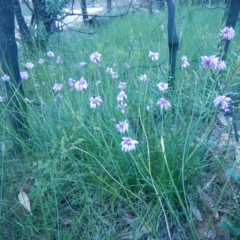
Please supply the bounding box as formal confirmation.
[18,189,32,214]
[190,201,203,221]
[197,187,219,220]
[217,112,229,126]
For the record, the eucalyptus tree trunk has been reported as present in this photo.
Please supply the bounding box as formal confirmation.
[220,0,240,60]
[13,0,33,48]
[81,0,88,24]
[166,0,179,88]
[0,0,28,140]
[146,0,153,14]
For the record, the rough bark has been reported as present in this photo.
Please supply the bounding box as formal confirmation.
[221,0,240,60]
[13,0,33,48]
[0,0,28,140]
[166,0,179,88]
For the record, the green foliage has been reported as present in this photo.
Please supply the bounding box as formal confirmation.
[44,0,69,16]
[218,221,240,237]
[1,4,240,239]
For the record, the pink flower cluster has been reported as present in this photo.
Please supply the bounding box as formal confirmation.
[201,55,226,70]
[157,82,171,111]
[181,56,190,69]
[106,67,118,79]
[220,26,235,40]
[213,95,231,112]
[148,51,159,61]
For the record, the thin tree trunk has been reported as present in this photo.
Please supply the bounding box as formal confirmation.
[0,0,28,141]
[13,0,33,48]
[221,0,240,60]
[107,0,112,12]
[81,0,88,24]
[166,0,179,88]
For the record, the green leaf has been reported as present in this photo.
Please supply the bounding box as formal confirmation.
[218,221,240,236]
[226,168,240,184]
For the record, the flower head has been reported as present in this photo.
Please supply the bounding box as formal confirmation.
[181,55,190,69]
[157,82,168,92]
[0,96,4,102]
[220,26,235,40]
[106,67,114,74]
[157,98,171,110]
[148,51,159,61]
[116,120,129,134]
[117,102,127,113]
[53,83,63,92]
[25,62,34,69]
[90,96,103,108]
[213,95,231,112]
[47,51,54,57]
[117,90,127,102]
[74,78,88,91]
[1,74,10,81]
[90,52,101,64]
[78,62,86,68]
[111,71,118,79]
[118,82,127,90]
[68,78,76,87]
[216,59,226,70]
[38,58,44,64]
[138,74,148,82]
[56,56,62,64]
[121,137,138,152]
[20,71,29,80]
[201,55,219,69]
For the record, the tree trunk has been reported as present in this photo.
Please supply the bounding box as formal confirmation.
[13,0,33,48]
[107,0,112,12]
[81,0,88,24]
[221,0,240,60]
[0,0,28,140]
[166,0,179,88]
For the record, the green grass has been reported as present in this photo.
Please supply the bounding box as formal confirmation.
[1,3,240,239]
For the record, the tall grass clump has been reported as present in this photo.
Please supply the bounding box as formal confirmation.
[1,6,240,239]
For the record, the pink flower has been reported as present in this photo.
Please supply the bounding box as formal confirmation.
[213,95,231,112]
[20,71,29,80]
[1,74,10,81]
[138,74,148,82]
[47,51,54,57]
[56,56,62,64]
[68,78,76,87]
[125,62,130,68]
[201,55,218,68]
[121,137,138,152]
[181,56,190,69]
[148,51,159,61]
[78,62,86,68]
[74,78,88,91]
[216,60,226,70]
[117,102,127,113]
[38,58,44,64]
[220,27,235,40]
[25,62,34,69]
[106,67,114,74]
[0,96,5,102]
[111,71,118,79]
[157,98,171,110]
[90,52,101,64]
[157,82,168,92]
[146,105,151,112]
[117,90,127,102]
[116,120,129,134]
[160,25,164,30]
[95,80,101,86]
[53,83,63,92]
[118,82,127,90]
[90,96,103,108]
[201,55,226,70]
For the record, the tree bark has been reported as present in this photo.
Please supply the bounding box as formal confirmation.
[13,0,33,48]
[221,0,240,60]
[81,0,88,24]
[0,0,28,140]
[107,0,112,12]
[166,0,179,88]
